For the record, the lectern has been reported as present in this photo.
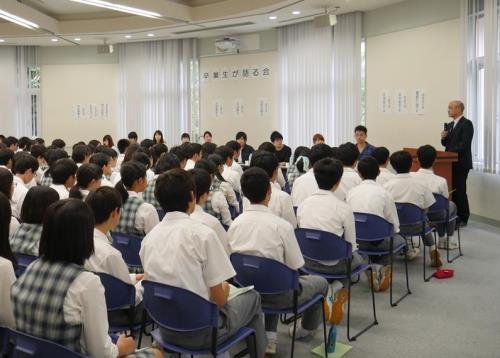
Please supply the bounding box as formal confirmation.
[403,148,458,190]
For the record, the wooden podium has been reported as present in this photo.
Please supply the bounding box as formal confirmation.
[403,148,458,190]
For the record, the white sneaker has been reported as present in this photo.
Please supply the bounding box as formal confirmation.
[438,238,459,250]
[288,320,312,339]
[406,247,420,260]
[265,338,277,355]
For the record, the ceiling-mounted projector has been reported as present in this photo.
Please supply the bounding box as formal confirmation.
[215,37,240,54]
[314,14,337,27]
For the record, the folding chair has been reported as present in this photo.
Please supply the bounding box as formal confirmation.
[295,228,377,342]
[354,213,411,307]
[0,326,9,357]
[13,254,37,278]
[110,232,143,273]
[7,329,87,357]
[428,193,463,263]
[142,280,256,358]
[396,203,437,282]
[230,253,327,357]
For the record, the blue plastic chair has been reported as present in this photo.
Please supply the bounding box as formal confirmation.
[110,232,143,272]
[294,228,377,342]
[157,208,165,221]
[0,326,9,356]
[396,202,437,282]
[428,193,463,263]
[14,254,37,278]
[354,213,411,307]
[7,328,87,357]
[230,253,327,357]
[142,280,256,358]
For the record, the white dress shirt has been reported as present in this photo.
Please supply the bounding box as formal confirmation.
[228,205,304,270]
[220,181,239,211]
[297,190,357,264]
[84,228,143,304]
[50,184,70,200]
[383,174,436,209]
[63,272,119,357]
[276,169,286,189]
[127,191,159,234]
[184,159,196,171]
[146,169,155,182]
[222,165,241,194]
[411,168,448,197]
[346,180,400,233]
[190,205,231,254]
[0,257,15,328]
[140,212,235,301]
[335,167,362,201]
[291,169,318,207]
[115,154,125,171]
[376,167,396,186]
[10,217,19,233]
[231,161,244,176]
[100,176,113,188]
[11,176,28,219]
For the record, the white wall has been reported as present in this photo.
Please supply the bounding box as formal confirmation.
[0,47,17,136]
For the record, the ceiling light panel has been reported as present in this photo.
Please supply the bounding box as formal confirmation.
[69,0,161,19]
[0,9,39,29]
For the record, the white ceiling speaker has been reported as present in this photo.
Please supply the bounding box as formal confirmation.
[215,37,240,54]
[314,13,337,27]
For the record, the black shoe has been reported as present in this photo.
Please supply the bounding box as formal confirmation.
[459,221,468,227]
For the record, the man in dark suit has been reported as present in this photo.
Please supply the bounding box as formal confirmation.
[441,100,474,226]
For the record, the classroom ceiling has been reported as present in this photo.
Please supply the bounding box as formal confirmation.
[0,0,405,46]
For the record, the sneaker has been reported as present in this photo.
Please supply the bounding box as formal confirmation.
[366,270,380,292]
[329,288,349,325]
[265,338,277,355]
[430,249,443,268]
[438,238,459,250]
[378,266,392,292]
[406,247,420,261]
[288,320,312,339]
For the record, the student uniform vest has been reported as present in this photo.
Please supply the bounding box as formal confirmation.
[9,223,43,256]
[115,196,144,236]
[11,259,84,353]
[143,176,161,210]
[39,174,53,187]
[203,177,223,222]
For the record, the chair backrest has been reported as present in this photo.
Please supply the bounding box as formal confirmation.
[395,202,425,226]
[230,253,299,295]
[157,209,165,221]
[95,272,135,311]
[354,213,394,242]
[0,326,9,356]
[14,254,37,277]
[110,232,143,267]
[294,228,351,262]
[142,280,218,332]
[428,193,449,214]
[8,329,87,357]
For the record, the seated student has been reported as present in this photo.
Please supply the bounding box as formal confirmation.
[0,192,16,328]
[51,138,66,149]
[40,148,69,187]
[128,131,138,145]
[384,151,441,266]
[0,148,14,170]
[215,145,242,194]
[115,138,130,171]
[354,125,376,160]
[229,168,328,354]
[11,153,39,219]
[114,161,159,236]
[18,137,32,152]
[71,144,91,167]
[287,146,311,190]
[184,143,202,170]
[236,131,254,163]
[372,147,396,185]
[49,158,78,200]
[90,152,113,187]
[0,168,19,233]
[140,169,266,357]
[412,145,458,249]
[203,130,213,143]
[291,144,333,206]
[69,164,103,200]
[270,131,292,164]
[335,143,362,201]
[152,130,164,145]
[102,134,116,149]
[143,152,180,210]
[346,157,406,291]
[95,145,119,174]
[150,143,168,169]
[169,145,188,169]
[256,142,287,189]
[10,199,160,358]
[206,154,239,220]
[30,144,48,184]
[243,151,297,228]
[4,136,18,152]
[10,186,59,256]
[201,142,217,159]
[180,132,190,144]
[226,140,244,176]
[131,151,155,182]
[189,168,231,254]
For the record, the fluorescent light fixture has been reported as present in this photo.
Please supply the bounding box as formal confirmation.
[147,33,155,37]
[268,15,277,20]
[51,38,58,42]
[69,0,161,19]
[292,10,301,15]
[0,9,39,29]
[125,34,132,39]
[0,39,5,43]
[74,38,81,41]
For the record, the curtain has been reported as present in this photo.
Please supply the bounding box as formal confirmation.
[278,12,362,148]
[118,39,196,146]
[15,46,39,137]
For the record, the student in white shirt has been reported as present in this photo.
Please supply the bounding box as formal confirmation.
[189,168,231,254]
[11,153,39,219]
[10,199,161,358]
[143,153,181,210]
[215,145,242,194]
[229,167,328,354]
[226,140,244,176]
[0,168,19,234]
[0,192,16,328]
[95,145,119,179]
[184,142,202,170]
[336,143,362,201]
[69,163,103,201]
[0,148,14,171]
[131,151,155,183]
[71,144,91,167]
[205,154,239,219]
[292,143,334,206]
[244,150,297,228]
[140,169,266,357]
[40,148,69,187]
[255,142,287,189]
[384,151,442,267]
[114,161,159,236]
[169,145,189,169]
[30,144,48,184]
[413,145,458,249]
[90,152,114,187]
[49,158,78,200]
[372,147,396,185]
[346,157,407,291]
[85,187,145,325]
[115,138,130,173]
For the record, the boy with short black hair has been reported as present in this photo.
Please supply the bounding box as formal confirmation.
[336,142,362,201]
[128,131,138,145]
[372,146,395,185]
[236,131,254,163]
[49,158,78,199]
[215,145,241,194]
[169,145,188,169]
[354,125,376,160]
[0,148,14,170]
[71,144,91,166]
[4,137,18,152]
[90,152,113,187]
[184,143,202,170]
[11,154,39,218]
[180,132,190,144]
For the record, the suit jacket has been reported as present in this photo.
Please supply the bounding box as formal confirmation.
[441,116,474,170]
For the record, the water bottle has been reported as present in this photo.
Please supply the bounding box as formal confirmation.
[327,324,337,353]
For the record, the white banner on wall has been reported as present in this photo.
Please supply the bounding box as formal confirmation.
[394,89,408,114]
[213,100,224,118]
[202,64,272,82]
[74,103,110,120]
[379,90,392,113]
[234,98,244,117]
[413,89,426,114]
[257,97,270,118]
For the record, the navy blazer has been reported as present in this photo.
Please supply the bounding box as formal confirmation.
[441,116,474,170]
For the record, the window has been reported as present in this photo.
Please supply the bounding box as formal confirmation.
[28,66,41,136]
[190,58,200,141]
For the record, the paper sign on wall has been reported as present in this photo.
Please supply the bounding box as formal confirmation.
[257,98,270,118]
[74,103,110,120]
[379,90,391,113]
[213,100,224,118]
[394,89,408,114]
[413,89,426,114]
[234,99,244,117]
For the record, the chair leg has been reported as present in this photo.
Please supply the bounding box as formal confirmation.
[423,235,437,282]
[347,267,378,341]
[448,221,463,263]
[290,315,297,358]
[321,298,327,358]
[391,248,411,307]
